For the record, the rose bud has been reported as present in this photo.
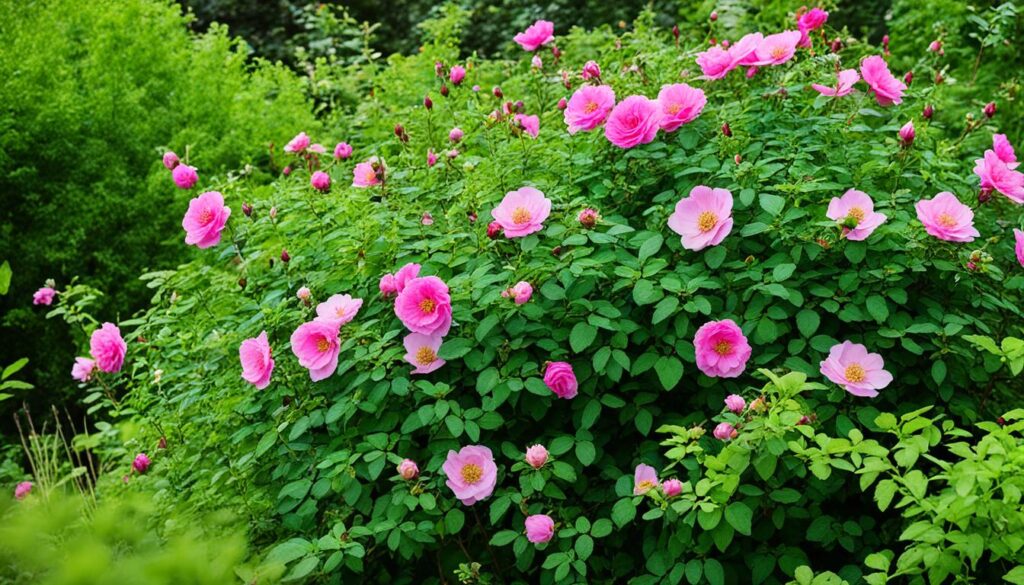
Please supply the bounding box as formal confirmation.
[492,86,503,98]
[242,202,253,217]
[487,221,502,239]
[424,95,433,110]
[923,104,934,119]
[162,151,180,170]
[281,249,290,263]
[984,101,996,118]
[557,97,567,110]
[577,207,600,228]
[710,11,718,21]
[898,121,915,146]
[904,70,913,85]
[440,84,449,97]
[721,122,732,137]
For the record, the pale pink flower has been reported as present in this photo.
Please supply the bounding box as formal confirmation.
[379,274,398,297]
[421,212,434,225]
[531,54,543,69]
[333,142,353,159]
[525,514,555,543]
[578,207,600,228]
[502,281,533,304]
[310,171,330,192]
[162,151,179,170]
[974,149,1024,203]
[724,394,746,414]
[182,191,231,249]
[564,85,615,134]
[514,20,555,52]
[713,422,738,441]
[993,134,1018,168]
[525,444,548,469]
[514,114,540,138]
[90,322,126,373]
[427,149,438,167]
[667,186,734,251]
[694,319,751,378]
[132,453,151,474]
[397,459,419,480]
[633,463,658,495]
[14,481,32,500]
[1014,229,1024,267]
[741,30,802,66]
[443,445,498,505]
[71,357,95,382]
[314,294,363,326]
[290,321,341,382]
[352,158,385,188]
[490,186,552,238]
[826,189,887,241]
[662,478,683,497]
[820,341,893,397]
[33,287,56,305]
[449,65,466,85]
[811,69,859,97]
[860,55,906,106]
[604,95,662,149]
[403,332,446,374]
[394,276,452,336]
[239,331,274,390]
[172,164,198,189]
[543,361,577,399]
[797,8,829,47]
[297,287,311,301]
[657,84,707,131]
[581,60,601,80]
[284,132,310,153]
[449,127,464,143]
[915,192,981,242]
[696,33,762,79]
[309,143,326,154]
[394,263,422,293]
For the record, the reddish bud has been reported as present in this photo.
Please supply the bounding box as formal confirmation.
[281,249,290,263]
[710,11,718,22]
[557,97,567,110]
[423,95,433,110]
[721,122,732,137]
[904,70,913,85]
[440,84,449,97]
[984,101,996,118]
[923,104,934,119]
[492,86,503,98]
[486,221,502,239]
[242,202,253,217]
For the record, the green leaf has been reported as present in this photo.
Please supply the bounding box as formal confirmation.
[724,501,753,536]
[574,534,594,561]
[570,322,598,353]
[652,296,679,325]
[633,279,663,305]
[704,558,725,585]
[265,538,313,564]
[282,555,319,581]
[773,263,796,282]
[2,358,28,381]
[638,234,663,262]
[1003,566,1024,584]
[590,518,613,538]
[575,441,596,465]
[931,360,947,385]
[758,193,785,216]
[795,310,820,338]
[437,338,473,360]
[684,559,703,584]
[445,509,465,534]
[611,498,636,528]
[845,241,867,263]
[705,246,727,269]
[874,479,897,511]
[654,356,683,390]
[0,261,10,295]
[490,530,518,546]
[865,295,889,323]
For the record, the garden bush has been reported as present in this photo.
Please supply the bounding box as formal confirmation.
[6,2,1024,584]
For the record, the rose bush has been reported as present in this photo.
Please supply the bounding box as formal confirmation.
[5,2,1024,584]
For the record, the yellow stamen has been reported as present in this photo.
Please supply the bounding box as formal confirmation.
[666,104,681,114]
[636,480,656,492]
[697,211,718,233]
[419,298,436,314]
[317,338,331,352]
[415,346,437,366]
[714,341,732,355]
[584,101,598,113]
[460,463,483,484]
[844,363,866,383]
[937,213,957,228]
[847,207,865,224]
[511,207,532,225]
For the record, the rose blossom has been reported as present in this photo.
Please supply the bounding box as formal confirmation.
[490,186,552,237]
[525,444,548,469]
[297,287,311,301]
[1014,229,1024,268]
[695,32,762,79]
[543,361,577,399]
[284,132,310,153]
[525,514,555,543]
[740,30,802,66]
[974,149,1024,204]
[514,20,555,52]
[915,192,980,242]
[443,445,497,505]
[581,60,601,80]
[662,478,683,497]
[449,65,466,85]
[352,158,385,188]
[860,55,906,106]
[181,191,231,249]
[993,134,1018,168]
[71,357,95,382]
[564,85,615,134]
[90,322,127,373]
[667,186,734,251]
[172,164,198,189]
[578,207,600,228]
[633,463,658,495]
[502,281,533,304]
[33,287,56,305]
[449,127,464,143]
[657,84,706,131]
[314,294,363,327]
[397,459,419,480]
[514,114,540,138]
[724,394,746,414]
[394,276,452,336]
[693,319,751,378]
[713,422,738,441]
[310,171,331,192]
[811,69,859,97]
[826,189,887,241]
[14,481,32,500]
[820,341,893,397]
[132,453,151,474]
[604,95,662,149]
[239,331,274,390]
[290,320,341,382]
[899,121,915,146]
[403,332,446,375]
[333,142,353,159]
[162,151,179,170]
[797,8,828,47]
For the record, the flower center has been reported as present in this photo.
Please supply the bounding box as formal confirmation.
[666,104,681,114]
[317,338,331,352]
[770,46,787,59]
[937,213,957,228]
[697,211,718,232]
[415,346,437,366]
[584,101,598,113]
[364,170,377,183]
[419,298,436,314]
[511,207,532,225]
[460,463,483,484]
[198,209,213,224]
[636,480,656,492]
[714,341,732,355]
[336,307,346,317]
[847,207,865,224]
[844,363,866,383]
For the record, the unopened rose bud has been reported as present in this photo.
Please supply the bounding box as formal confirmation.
[904,70,913,85]
[397,459,419,480]
[467,211,478,223]
[557,97,567,110]
[551,245,563,257]
[525,444,548,469]
[923,104,934,119]
[421,212,434,226]
[734,154,742,164]
[242,202,253,217]
[282,166,292,176]
[270,207,278,219]
[487,221,502,239]
[672,24,680,44]
[515,100,525,113]
[492,86,503,98]
[984,101,996,118]
[709,11,718,22]
[966,261,978,271]
[899,121,915,146]
[830,38,843,52]
[424,95,433,110]
[162,151,179,170]
[281,249,290,263]
[998,416,1006,426]
[158,436,167,449]
[721,122,732,137]
[979,187,993,204]
[447,148,459,159]
[238,277,247,289]
[577,207,600,228]
[297,286,311,301]
[310,170,331,192]
[928,40,942,53]
[551,45,561,60]
[531,54,543,69]
[935,71,943,84]
[448,127,463,142]
[440,84,449,97]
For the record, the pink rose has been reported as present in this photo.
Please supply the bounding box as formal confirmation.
[514,20,555,52]
[172,164,198,189]
[860,55,906,106]
[14,481,32,500]
[449,127,464,143]
[333,142,353,160]
[397,459,419,480]
[490,186,552,238]
[1014,229,1024,268]
[314,294,363,327]
[290,321,341,382]
[826,189,887,241]
[297,287,311,301]
[502,281,533,304]
[449,65,466,85]
[132,453,151,474]
[604,95,662,149]
[564,85,615,134]
[525,514,555,543]
[740,30,802,66]
[820,341,893,398]
[239,331,274,390]
[657,83,706,132]
[811,69,859,97]
[162,151,179,170]
[713,422,738,441]
[403,332,446,375]
[525,444,548,469]
[33,287,56,306]
[182,191,231,249]
[90,322,127,373]
[662,478,683,497]
[514,114,540,138]
[543,361,577,399]
[724,394,746,414]
[993,134,1018,168]
[696,33,762,79]
[71,357,95,382]
[915,192,980,242]
[693,319,751,378]
[310,171,331,192]
[352,157,385,188]
[667,185,734,251]
[394,276,452,336]
[443,445,498,505]
[633,463,658,495]
[284,132,310,153]
[379,274,398,297]
[974,149,1024,204]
